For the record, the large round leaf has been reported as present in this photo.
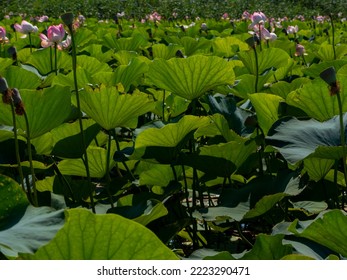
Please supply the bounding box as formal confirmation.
[79,85,154,130]
[248,93,283,135]
[147,55,235,100]
[0,205,65,258]
[0,85,71,139]
[238,47,291,75]
[131,115,209,164]
[287,210,347,257]
[266,115,347,164]
[286,78,347,121]
[20,208,179,260]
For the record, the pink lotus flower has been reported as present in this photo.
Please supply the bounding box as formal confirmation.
[37,15,49,22]
[0,26,9,43]
[249,12,267,29]
[39,24,67,48]
[14,20,38,38]
[249,25,277,42]
[295,44,307,56]
[242,11,251,20]
[286,25,298,34]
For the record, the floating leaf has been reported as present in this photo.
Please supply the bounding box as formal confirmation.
[20,208,178,260]
[147,55,235,100]
[3,66,41,89]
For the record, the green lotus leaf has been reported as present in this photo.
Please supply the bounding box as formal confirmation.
[20,208,178,260]
[0,205,64,258]
[147,55,235,100]
[238,47,290,75]
[270,78,311,99]
[92,58,148,92]
[231,73,272,97]
[76,55,112,75]
[108,198,168,226]
[0,175,29,230]
[316,42,347,61]
[80,44,114,63]
[79,85,154,130]
[131,115,210,163]
[3,66,41,89]
[212,36,249,57]
[287,210,347,257]
[26,47,72,75]
[240,234,292,260]
[52,67,92,90]
[203,173,303,221]
[113,50,139,65]
[136,161,178,187]
[266,115,347,164]
[31,132,54,155]
[289,201,328,215]
[0,58,13,75]
[103,33,148,51]
[302,60,347,79]
[248,93,283,135]
[57,145,116,178]
[51,119,101,159]
[303,158,335,182]
[205,234,293,260]
[152,43,181,59]
[180,139,256,177]
[74,28,98,48]
[207,95,254,137]
[0,85,71,139]
[179,36,212,56]
[286,78,347,121]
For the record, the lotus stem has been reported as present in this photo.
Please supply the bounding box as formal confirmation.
[28,33,32,53]
[68,20,96,213]
[329,14,337,60]
[336,92,347,207]
[23,111,38,206]
[253,43,259,93]
[10,100,25,192]
[105,131,114,208]
[54,43,58,75]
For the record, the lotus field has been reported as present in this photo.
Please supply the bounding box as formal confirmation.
[0,10,347,260]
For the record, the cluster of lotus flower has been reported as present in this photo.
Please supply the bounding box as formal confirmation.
[0,10,313,58]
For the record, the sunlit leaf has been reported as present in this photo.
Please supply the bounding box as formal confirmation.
[147,55,235,100]
[20,208,178,260]
[0,85,71,139]
[79,85,154,130]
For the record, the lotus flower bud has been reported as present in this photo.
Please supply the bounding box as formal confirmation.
[12,88,25,115]
[0,77,9,93]
[61,12,74,26]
